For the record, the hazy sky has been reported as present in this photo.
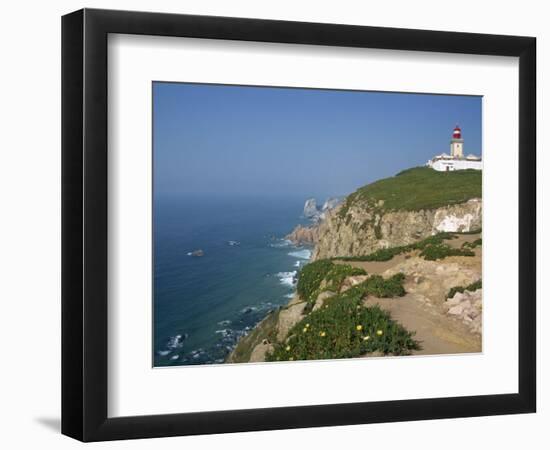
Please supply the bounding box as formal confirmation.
[153,82,481,198]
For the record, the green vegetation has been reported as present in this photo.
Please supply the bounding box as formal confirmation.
[296,260,334,302]
[338,166,481,216]
[335,232,476,262]
[296,260,366,304]
[420,244,474,261]
[266,281,419,362]
[361,273,406,298]
[462,238,482,249]
[447,280,482,300]
[324,264,367,293]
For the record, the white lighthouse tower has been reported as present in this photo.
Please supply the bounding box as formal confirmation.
[426,125,482,172]
[450,125,464,158]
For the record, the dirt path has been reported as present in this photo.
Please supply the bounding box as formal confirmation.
[364,295,481,355]
[335,234,483,356]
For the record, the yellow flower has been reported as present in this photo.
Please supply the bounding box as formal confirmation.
[363,335,370,341]
[305,323,310,328]
[302,327,308,333]
[356,325,363,331]
[376,330,383,336]
[285,345,291,351]
[319,331,326,337]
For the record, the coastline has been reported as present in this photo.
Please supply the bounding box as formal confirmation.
[228,184,483,363]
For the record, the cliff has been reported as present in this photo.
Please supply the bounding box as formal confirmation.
[313,198,481,259]
[312,167,482,259]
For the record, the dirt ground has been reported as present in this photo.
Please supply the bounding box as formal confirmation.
[364,295,480,355]
[337,232,482,356]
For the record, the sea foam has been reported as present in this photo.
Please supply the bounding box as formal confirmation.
[288,249,311,260]
[277,271,297,287]
[269,239,293,248]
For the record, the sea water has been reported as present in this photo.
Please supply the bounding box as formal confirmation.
[154,195,312,366]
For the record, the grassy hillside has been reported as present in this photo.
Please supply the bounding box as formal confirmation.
[340,166,482,213]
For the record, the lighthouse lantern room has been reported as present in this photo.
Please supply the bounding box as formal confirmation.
[450,125,464,158]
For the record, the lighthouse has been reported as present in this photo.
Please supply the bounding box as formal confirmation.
[426,125,482,172]
[450,125,464,158]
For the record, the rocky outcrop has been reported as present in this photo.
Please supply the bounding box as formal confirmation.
[303,198,319,219]
[302,197,343,223]
[446,289,482,334]
[285,224,319,245]
[313,198,482,260]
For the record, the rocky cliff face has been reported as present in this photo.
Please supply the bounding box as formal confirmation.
[285,224,319,245]
[313,198,482,260]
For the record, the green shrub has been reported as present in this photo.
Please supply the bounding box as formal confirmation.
[363,273,406,297]
[335,232,458,262]
[462,238,482,249]
[420,244,475,261]
[324,264,367,292]
[297,260,367,305]
[447,279,482,299]
[340,246,405,262]
[296,259,334,302]
[266,286,419,362]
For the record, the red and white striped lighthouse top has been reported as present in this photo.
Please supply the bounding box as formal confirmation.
[452,126,462,139]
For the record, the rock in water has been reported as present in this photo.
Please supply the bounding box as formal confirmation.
[303,198,319,218]
[190,249,204,257]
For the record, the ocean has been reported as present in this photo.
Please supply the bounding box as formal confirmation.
[153,194,313,367]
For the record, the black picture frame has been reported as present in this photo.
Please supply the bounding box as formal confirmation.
[61,8,536,442]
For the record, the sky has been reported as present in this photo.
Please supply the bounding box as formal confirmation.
[153,82,482,199]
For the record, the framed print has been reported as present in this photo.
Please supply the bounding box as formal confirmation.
[61,8,536,441]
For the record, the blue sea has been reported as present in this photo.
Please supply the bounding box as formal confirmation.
[153,195,313,366]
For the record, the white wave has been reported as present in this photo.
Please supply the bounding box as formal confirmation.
[277,271,297,287]
[186,252,193,256]
[167,334,184,349]
[269,239,292,248]
[170,355,180,360]
[217,319,231,326]
[288,249,311,260]
[285,292,295,299]
[215,329,231,336]
[157,350,171,356]
[241,306,258,314]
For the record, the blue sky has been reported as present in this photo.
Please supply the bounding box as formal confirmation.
[153,82,481,198]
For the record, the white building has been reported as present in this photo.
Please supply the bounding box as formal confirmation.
[427,126,482,172]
